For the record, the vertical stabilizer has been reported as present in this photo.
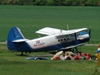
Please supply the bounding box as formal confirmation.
[7,27,25,50]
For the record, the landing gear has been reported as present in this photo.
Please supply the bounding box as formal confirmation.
[62,47,81,54]
[74,47,79,53]
[21,52,24,56]
[20,52,31,56]
[49,47,80,55]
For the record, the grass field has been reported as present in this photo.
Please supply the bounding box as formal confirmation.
[0,44,99,75]
[0,5,100,43]
[0,5,100,75]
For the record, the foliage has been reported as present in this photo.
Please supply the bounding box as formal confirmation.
[0,0,100,6]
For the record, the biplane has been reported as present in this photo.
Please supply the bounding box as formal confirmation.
[7,27,91,55]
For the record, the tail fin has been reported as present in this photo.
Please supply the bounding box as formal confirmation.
[7,27,25,50]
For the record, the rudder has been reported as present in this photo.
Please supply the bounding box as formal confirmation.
[7,27,25,50]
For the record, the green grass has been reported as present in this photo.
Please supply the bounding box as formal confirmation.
[0,5,100,43]
[0,5,100,75]
[0,44,99,75]
[0,60,97,75]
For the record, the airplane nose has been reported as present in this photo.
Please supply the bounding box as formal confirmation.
[87,28,92,44]
[88,28,91,38]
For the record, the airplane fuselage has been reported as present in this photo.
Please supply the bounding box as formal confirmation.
[18,32,89,52]
[7,27,90,53]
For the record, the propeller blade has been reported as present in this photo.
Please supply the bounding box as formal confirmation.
[89,28,91,37]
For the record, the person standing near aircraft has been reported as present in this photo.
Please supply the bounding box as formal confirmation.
[97,44,100,65]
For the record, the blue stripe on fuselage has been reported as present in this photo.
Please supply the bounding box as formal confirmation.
[12,36,89,52]
[13,40,75,52]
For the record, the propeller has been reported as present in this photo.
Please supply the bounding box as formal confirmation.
[88,28,91,38]
[88,28,94,44]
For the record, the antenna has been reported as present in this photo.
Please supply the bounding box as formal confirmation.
[38,34,41,37]
[67,24,69,30]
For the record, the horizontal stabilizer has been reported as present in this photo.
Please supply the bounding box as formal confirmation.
[13,39,29,43]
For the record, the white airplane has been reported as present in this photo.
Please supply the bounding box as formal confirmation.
[7,27,91,55]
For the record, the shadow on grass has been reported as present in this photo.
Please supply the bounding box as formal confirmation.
[16,54,30,57]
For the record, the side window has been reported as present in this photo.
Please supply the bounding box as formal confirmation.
[56,35,70,42]
[58,39,60,42]
[68,34,75,40]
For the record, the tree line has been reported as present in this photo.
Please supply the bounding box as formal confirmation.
[0,0,100,6]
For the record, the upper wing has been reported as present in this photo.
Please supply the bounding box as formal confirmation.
[35,27,67,35]
[35,27,88,36]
